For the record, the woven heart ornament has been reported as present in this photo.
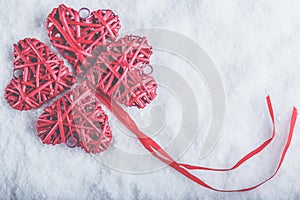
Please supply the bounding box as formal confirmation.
[36,81,112,153]
[46,4,121,75]
[85,35,157,108]
[4,38,75,110]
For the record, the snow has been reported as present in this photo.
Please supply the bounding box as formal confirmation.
[1,0,300,199]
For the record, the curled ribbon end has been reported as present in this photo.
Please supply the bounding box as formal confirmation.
[266,95,275,123]
[293,107,298,116]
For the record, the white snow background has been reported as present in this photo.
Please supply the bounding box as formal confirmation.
[1,0,300,199]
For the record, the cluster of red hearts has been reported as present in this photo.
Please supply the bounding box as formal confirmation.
[3,4,299,192]
[5,5,157,153]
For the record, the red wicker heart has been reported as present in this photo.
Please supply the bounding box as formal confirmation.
[84,35,156,108]
[46,4,121,75]
[107,35,156,108]
[36,81,112,154]
[4,38,75,111]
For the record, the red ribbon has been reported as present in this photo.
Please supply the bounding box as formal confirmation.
[93,86,297,192]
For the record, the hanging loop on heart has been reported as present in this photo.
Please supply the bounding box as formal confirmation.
[78,7,91,20]
[13,69,24,79]
[141,64,153,75]
[66,133,79,148]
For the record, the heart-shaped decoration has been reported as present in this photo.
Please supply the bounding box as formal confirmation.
[46,4,121,75]
[85,35,157,108]
[4,38,75,111]
[36,81,112,153]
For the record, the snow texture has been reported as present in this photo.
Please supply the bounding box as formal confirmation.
[1,0,300,199]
